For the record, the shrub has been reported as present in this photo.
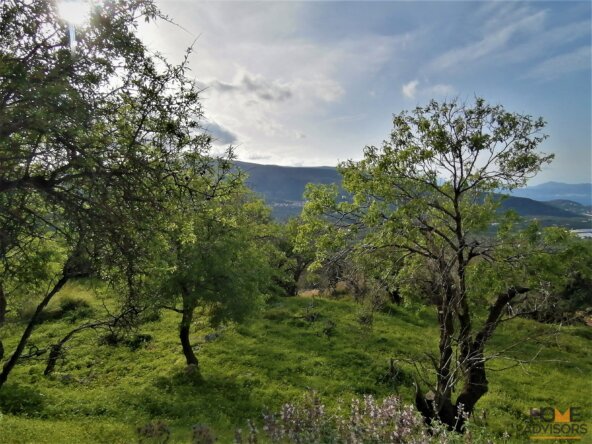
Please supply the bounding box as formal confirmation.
[59,296,94,322]
[357,311,374,328]
[136,420,170,444]
[59,296,91,313]
[191,424,216,444]
[236,391,458,443]
[126,333,153,351]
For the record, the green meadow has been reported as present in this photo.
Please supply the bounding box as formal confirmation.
[1,282,590,443]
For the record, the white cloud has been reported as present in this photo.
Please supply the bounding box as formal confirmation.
[402,80,455,100]
[427,2,591,78]
[525,46,591,81]
[429,8,546,73]
[402,80,419,99]
[139,1,414,166]
[136,0,590,182]
[495,20,590,66]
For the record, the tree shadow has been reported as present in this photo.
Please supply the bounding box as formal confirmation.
[129,368,265,428]
[0,383,45,415]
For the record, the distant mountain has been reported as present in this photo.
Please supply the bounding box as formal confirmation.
[508,182,592,206]
[496,196,581,218]
[235,161,341,202]
[545,200,592,215]
[236,162,590,226]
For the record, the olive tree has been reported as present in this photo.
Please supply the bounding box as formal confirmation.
[298,98,580,429]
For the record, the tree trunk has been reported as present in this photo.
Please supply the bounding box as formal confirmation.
[433,294,459,428]
[0,283,6,360]
[290,261,308,296]
[455,350,488,418]
[0,283,6,325]
[416,286,530,432]
[0,275,69,390]
[179,306,198,367]
[286,280,298,297]
[388,288,402,305]
[44,344,62,376]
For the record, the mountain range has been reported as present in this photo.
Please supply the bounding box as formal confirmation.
[235,161,592,227]
[507,182,592,206]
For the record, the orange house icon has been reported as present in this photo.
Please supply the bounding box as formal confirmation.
[554,408,571,423]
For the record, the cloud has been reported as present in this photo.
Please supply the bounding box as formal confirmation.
[203,120,237,145]
[427,2,590,78]
[245,152,272,161]
[142,1,589,178]
[524,46,591,81]
[402,80,455,100]
[429,84,456,97]
[140,1,416,167]
[402,80,419,99]
[494,20,590,66]
[205,74,292,103]
[430,8,546,73]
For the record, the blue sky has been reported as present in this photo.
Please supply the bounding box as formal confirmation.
[141,1,591,184]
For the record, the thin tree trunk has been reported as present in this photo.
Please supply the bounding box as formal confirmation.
[388,288,402,305]
[179,305,198,367]
[0,283,6,360]
[0,283,6,325]
[44,319,110,376]
[0,275,69,389]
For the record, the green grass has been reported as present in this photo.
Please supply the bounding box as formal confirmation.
[0,283,591,443]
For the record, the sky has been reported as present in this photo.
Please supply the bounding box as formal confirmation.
[139,1,592,184]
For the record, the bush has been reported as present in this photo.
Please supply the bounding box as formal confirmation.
[59,297,90,313]
[136,420,170,444]
[357,311,374,327]
[126,333,153,351]
[59,297,94,322]
[521,272,592,325]
[236,391,458,443]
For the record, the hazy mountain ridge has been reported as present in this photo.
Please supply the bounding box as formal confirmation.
[236,161,592,225]
[508,182,592,206]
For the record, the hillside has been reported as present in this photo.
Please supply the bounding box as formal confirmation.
[546,199,592,215]
[236,162,591,227]
[236,161,342,202]
[509,182,592,206]
[496,195,581,218]
[1,282,590,443]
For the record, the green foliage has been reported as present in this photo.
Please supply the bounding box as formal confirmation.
[0,384,45,415]
[297,98,586,424]
[0,286,589,442]
[159,186,278,327]
[0,0,222,389]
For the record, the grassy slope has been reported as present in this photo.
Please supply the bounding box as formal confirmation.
[0,283,591,443]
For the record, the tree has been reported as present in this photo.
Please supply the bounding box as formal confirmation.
[274,217,315,296]
[298,98,580,429]
[158,168,278,370]
[0,0,210,389]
